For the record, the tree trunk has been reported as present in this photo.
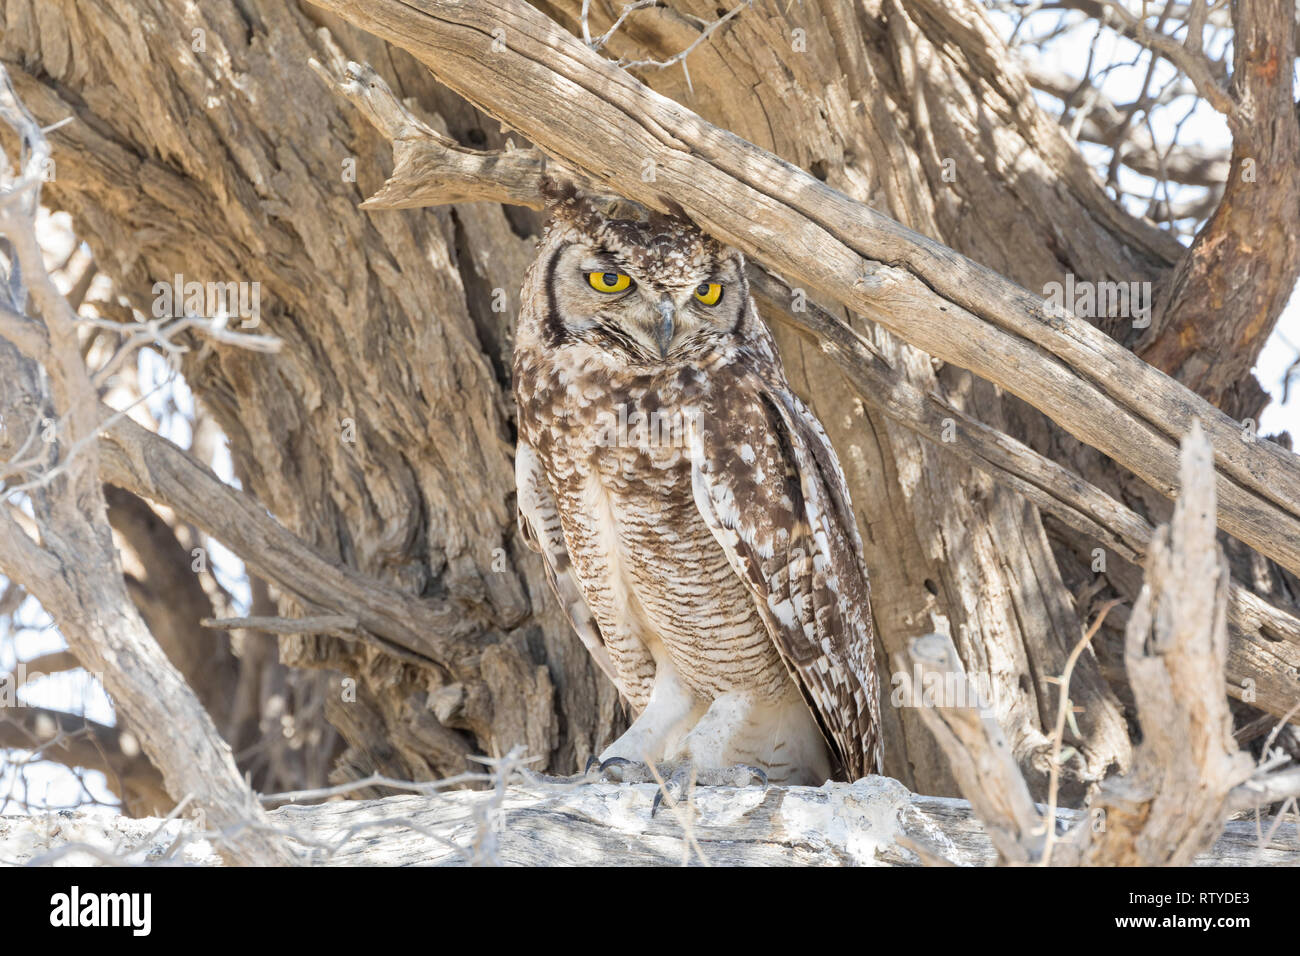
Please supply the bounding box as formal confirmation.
[2,0,1295,805]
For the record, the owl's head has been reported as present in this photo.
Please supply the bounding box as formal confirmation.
[526,180,748,366]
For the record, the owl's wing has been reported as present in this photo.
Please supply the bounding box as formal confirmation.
[687,366,880,780]
[515,441,618,685]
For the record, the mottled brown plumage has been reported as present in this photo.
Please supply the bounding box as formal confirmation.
[513,183,880,783]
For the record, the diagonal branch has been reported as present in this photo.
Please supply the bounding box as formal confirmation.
[97,415,490,676]
[304,0,1300,588]
[0,65,295,863]
[312,51,1300,724]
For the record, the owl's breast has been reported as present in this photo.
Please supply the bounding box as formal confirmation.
[526,372,790,703]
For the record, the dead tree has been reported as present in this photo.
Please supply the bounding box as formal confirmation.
[0,69,293,863]
[902,423,1295,865]
[0,0,1297,821]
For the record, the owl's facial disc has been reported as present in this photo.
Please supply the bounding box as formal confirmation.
[556,241,744,363]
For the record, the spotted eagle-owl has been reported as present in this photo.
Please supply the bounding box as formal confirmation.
[513,183,880,786]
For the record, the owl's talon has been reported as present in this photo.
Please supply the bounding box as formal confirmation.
[596,757,656,783]
[740,765,768,788]
[651,786,669,817]
[524,755,650,784]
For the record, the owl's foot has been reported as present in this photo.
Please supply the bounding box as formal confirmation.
[519,755,603,785]
[534,756,767,810]
[520,755,654,785]
[650,762,768,817]
[589,756,658,784]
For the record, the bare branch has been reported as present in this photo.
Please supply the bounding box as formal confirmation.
[0,66,295,864]
[313,59,1300,724]
[1075,421,1256,864]
[1138,0,1300,415]
[201,614,359,638]
[1094,0,1234,116]
[0,705,169,813]
[309,53,553,210]
[898,633,1045,864]
[616,1,752,93]
[97,414,490,671]
[305,0,1300,589]
[1021,63,1230,186]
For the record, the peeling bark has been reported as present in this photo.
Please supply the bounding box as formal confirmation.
[1,0,1296,815]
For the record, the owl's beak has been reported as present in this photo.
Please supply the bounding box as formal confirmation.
[654,297,676,358]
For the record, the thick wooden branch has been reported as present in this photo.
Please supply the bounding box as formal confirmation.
[309,54,551,210]
[98,415,488,676]
[309,55,607,212]
[306,54,1153,570]
[3,780,1295,866]
[314,55,1300,726]
[306,0,1300,588]
[901,424,1296,865]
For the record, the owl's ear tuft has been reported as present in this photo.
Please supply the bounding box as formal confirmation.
[541,176,605,235]
[648,196,690,226]
[539,174,578,209]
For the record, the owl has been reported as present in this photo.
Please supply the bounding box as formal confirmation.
[513,181,880,790]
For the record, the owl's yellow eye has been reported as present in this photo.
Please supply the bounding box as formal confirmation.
[694,282,723,306]
[587,271,632,294]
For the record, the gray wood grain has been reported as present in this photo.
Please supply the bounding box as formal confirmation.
[4,779,1295,866]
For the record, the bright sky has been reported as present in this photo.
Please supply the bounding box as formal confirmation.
[985,5,1300,441]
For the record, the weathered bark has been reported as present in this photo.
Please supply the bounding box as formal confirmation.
[4,779,1296,866]
[1,0,622,789]
[0,72,294,864]
[905,426,1289,866]
[1,0,1296,815]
